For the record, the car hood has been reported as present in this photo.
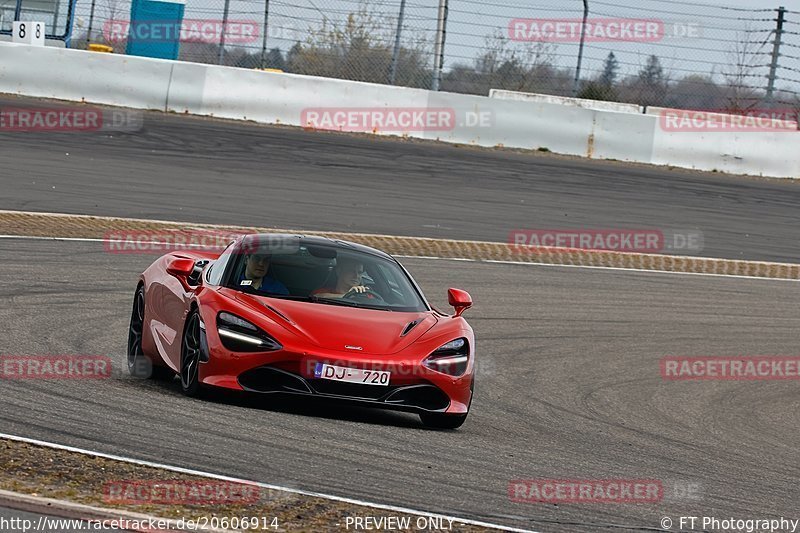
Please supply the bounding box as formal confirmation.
[233,293,438,355]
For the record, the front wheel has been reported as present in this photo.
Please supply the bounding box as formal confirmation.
[180,310,203,397]
[419,412,468,430]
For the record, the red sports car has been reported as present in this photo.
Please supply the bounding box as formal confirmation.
[127,234,475,429]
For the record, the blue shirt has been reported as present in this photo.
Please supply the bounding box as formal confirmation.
[238,274,289,296]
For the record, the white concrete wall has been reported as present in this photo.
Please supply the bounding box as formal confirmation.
[0,42,172,109]
[0,42,796,178]
[490,88,643,114]
[647,107,800,177]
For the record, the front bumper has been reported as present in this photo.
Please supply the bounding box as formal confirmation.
[236,365,453,413]
[195,307,473,414]
[197,346,472,414]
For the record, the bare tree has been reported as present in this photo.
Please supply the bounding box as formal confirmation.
[667,74,724,110]
[88,0,130,48]
[786,93,800,131]
[722,26,769,112]
[620,54,670,107]
[104,0,127,24]
[471,29,559,94]
[287,1,430,87]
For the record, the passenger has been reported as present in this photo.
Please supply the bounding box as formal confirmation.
[240,253,289,295]
[312,257,373,298]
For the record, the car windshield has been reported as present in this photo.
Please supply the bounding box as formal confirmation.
[221,236,428,312]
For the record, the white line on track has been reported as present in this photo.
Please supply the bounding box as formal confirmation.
[0,433,536,533]
[0,234,796,283]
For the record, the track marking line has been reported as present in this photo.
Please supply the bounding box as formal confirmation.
[0,489,227,532]
[0,433,537,533]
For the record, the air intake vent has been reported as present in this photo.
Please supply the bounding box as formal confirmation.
[401,319,422,337]
[263,303,293,324]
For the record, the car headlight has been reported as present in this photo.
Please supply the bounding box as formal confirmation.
[423,338,470,377]
[216,312,282,352]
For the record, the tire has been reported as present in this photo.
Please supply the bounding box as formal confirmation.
[419,412,468,430]
[128,286,174,380]
[180,309,203,397]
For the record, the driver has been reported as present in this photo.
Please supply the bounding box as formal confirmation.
[239,253,289,295]
[311,257,374,299]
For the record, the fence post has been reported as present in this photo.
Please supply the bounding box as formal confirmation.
[389,0,407,85]
[218,0,232,64]
[86,0,97,45]
[572,0,589,97]
[431,0,448,91]
[259,0,271,69]
[766,5,786,103]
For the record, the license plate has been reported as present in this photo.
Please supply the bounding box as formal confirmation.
[314,363,390,386]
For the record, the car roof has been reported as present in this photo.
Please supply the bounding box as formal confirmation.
[237,233,395,261]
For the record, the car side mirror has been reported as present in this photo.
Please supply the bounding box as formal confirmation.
[166,258,196,278]
[447,288,472,317]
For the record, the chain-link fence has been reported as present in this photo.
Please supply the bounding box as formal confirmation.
[62,0,800,110]
[1,0,72,39]
[446,1,800,110]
